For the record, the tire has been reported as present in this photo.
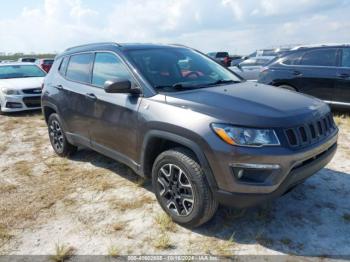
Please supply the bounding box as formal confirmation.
[278,84,296,92]
[152,147,218,228]
[48,113,77,157]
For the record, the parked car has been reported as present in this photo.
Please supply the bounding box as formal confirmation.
[207,52,231,66]
[229,57,271,81]
[18,57,37,63]
[36,58,54,73]
[247,49,276,60]
[258,44,350,108]
[0,63,46,113]
[42,43,338,227]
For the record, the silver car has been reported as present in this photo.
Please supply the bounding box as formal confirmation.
[229,58,271,81]
[0,63,46,113]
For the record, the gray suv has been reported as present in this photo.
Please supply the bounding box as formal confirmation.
[42,43,338,227]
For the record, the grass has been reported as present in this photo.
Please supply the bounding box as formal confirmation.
[153,233,172,250]
[50,243,75,262]
[0,184,17,193]
[13,160,33,176]
[155,213,177,232]
[112,222,126,231]
[110,194,154,211]
[107,245,119,257]
[97,179,115,191]
[0,225,13,245]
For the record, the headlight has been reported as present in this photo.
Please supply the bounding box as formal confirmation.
[211,124,280,147]
[2,88,21,95]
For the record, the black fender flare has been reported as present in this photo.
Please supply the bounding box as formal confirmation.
[140,130,218,190]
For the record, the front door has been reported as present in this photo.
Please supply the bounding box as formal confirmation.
[295,48,338,102]
[89,52,142,165]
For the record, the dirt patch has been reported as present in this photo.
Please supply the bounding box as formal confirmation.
[0,111,349,257]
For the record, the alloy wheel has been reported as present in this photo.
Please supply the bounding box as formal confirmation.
[49,120,64,152]
[157,164,195,216]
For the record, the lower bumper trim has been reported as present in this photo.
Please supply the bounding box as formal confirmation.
[214,143,337,209]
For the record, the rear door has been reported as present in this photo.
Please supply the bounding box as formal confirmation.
[58,53,95,146]
[89,52,142,164]
[334,48,350,104]
[296,48,338,101]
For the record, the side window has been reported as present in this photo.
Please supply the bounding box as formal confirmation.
[59,57,69,76]
[66,53,94,83]
[282,52,301,65]
[341,48,350,67]
[300,49,337,67]
[92,52,132,87]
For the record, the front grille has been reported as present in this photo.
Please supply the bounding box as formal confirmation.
[23,96,41,108]
[22,88,42,95]
[284,113,336,148]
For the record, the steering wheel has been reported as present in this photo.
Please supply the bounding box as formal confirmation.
[184,71,200,78]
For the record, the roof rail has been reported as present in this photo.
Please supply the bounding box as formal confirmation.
[291,43,350,50]
[64,42,122,52]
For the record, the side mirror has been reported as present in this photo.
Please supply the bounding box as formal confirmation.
[104,79,140,94]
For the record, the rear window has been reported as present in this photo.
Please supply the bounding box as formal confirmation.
[216,52,229,58]
[20,58,36,63]
[300,49,337,67]
[43,60,54,65]
[66,53,94,83]
[262,50,276,56]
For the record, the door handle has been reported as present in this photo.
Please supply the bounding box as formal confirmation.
[54,84,64,90]
[337,73,350,79]
[293,70,302,76]
[85,93,97,101]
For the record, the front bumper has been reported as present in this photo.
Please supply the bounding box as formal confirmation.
[0,94,41,112]
[214,142,337,208]
[205,127,338,208]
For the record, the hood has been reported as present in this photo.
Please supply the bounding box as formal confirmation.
[165,82,329,128]
[0,77,44,90]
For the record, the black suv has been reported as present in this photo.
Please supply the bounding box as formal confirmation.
[42,43,338,227]
[258,45,350,108]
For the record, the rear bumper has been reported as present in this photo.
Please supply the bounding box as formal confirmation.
[213,142,337,209]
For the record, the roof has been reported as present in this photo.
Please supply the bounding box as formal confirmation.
[60,42,189,57]
[0,62,36,66]
[291,43,350,50]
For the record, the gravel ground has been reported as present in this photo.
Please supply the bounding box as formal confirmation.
[0,111,349,259]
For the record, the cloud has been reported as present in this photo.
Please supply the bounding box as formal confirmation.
[0,0,349,54]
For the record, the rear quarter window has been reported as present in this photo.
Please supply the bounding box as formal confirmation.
[59,57,69,76]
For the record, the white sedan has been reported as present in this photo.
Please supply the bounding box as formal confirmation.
[0,63,46,113]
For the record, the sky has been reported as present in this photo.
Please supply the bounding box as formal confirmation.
[0,0,350,55]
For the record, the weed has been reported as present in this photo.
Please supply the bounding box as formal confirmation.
[51,243,75,262]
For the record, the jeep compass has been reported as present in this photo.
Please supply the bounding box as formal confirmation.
[42,43,338,227]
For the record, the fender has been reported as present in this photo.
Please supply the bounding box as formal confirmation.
[140,130,218,190]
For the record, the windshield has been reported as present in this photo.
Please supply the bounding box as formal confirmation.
[0,65,46,79]
[126,48,240,92]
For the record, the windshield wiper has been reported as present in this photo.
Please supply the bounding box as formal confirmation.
[155,83,201,91]
[205,79,239,86]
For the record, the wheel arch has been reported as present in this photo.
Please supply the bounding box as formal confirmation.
[140,130,218,189]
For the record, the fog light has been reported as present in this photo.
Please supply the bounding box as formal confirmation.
[233,168,244,179]
[5,102,23,109]
[230,163,281,184]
